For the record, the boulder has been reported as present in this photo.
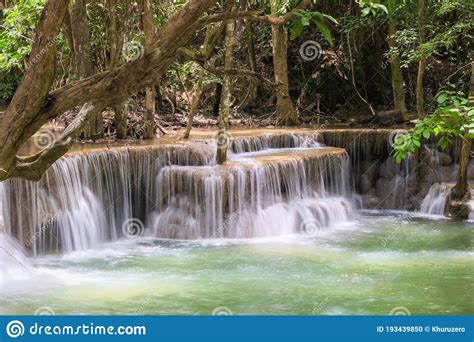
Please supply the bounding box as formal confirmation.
[421,164,458,183]
[423,148,453,166]
[359,174,374,193]
[379,157,401,179]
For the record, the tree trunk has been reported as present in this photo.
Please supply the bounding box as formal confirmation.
[0,0,68,181]
[239,21,259,108]
[216,16,236,165]
[445,60,473,218]
[71,0,103,139]
[63,8,75,72]
[416,0,426,118]
[141,0,157,139]
[271,1,298,126]
[213,83,223,118]
[107,0,127,139]
[387,0,408,120]
[183,67,204,139]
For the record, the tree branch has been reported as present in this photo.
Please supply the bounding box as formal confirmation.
[194,0,310,29]
[13,103,100,181]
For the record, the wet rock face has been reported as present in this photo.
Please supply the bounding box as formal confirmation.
[319,129,471,211]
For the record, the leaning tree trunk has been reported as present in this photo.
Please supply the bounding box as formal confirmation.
[387,0,408,121]
[216,15,236,165]
[271,1,298,126]
[141,0,157,139]
[416,0,426,118]
[0,0,68,181]
[71,0,103,139]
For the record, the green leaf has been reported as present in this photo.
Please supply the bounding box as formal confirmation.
[437,93,447,104]
[313,17,333,46]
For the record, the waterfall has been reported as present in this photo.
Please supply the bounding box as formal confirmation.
[0,182,4,233]
[152,148,352,239]
[1,135,354,255]
[469,200,474,221]
[420,183,450,216]
[1,144,215,255]
[0,183,32,282]
[229,132,323,153]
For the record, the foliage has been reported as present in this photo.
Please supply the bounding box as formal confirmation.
[391,0,472,67]
[0,0,472,121]
[290,10,337,44]
[392,90,474,163]
[0,0,45,71]
[358,0,388,17]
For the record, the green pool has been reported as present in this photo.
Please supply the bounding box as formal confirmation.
[1,211,473,315]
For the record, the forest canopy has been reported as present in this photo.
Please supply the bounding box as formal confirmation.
[0,0,472,183]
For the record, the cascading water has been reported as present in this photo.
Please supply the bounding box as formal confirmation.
[229,132,323,153]
[1,144,215,255]
[420,183,451,216]
[0,183,32,284]
[152,148,352,239]
[1,132,354,255]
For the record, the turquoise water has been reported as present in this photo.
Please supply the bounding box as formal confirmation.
[1,211,473,315]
